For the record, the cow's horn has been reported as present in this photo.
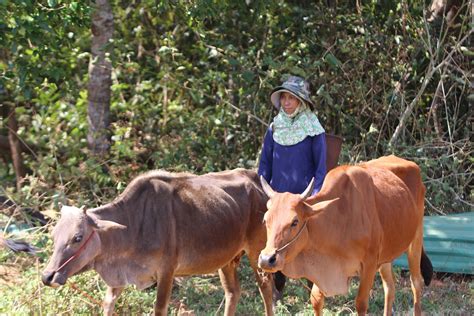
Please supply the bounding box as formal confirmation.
[260,176,275,198]
[80,205,87,213]
[300,178,315,200]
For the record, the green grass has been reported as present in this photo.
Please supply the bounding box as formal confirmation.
[1,235,472,315]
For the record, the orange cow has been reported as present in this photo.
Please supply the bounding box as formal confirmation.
[258,156,432,315]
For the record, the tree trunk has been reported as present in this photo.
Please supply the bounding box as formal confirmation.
[87,0,113,156]
[7,104,26,190]
[325,0,337,9]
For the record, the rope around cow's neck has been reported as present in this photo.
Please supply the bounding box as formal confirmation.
[274,221,308,254]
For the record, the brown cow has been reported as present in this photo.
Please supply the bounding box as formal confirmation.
[258,156,432,315]
[42,169,274,316]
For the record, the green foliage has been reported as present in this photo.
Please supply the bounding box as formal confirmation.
[0,0,472,240]
[0,0,471,215]
[0,0,90,99]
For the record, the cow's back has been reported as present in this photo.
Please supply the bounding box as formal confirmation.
[361,155,425,216]
[158,168,267,275]
[362,166,421,262]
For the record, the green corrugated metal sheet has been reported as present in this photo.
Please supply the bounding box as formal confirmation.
[394,212,474,274]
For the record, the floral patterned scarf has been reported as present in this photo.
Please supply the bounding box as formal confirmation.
[272,106,325,146]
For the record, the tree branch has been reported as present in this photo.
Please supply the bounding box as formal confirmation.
[388,28,472,147]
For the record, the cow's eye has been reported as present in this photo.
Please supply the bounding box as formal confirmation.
[73,235,83,243]
[291,219,299,227]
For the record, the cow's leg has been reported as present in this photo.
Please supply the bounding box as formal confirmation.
[103,286,123,316]
[310,283,325,316]
[154,269,175,316]
[218,257,241,316]
[247,252,274,316]
[379,263,395,316]
[355,260,378,315]
[407,229,424,316]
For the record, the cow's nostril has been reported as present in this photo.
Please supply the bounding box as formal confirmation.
[258,253,278,269]
[268,254,277,265]
[42,272,55,286]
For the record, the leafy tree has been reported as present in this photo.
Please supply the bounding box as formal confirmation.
[0,0,90,190]
[0,0,471,214]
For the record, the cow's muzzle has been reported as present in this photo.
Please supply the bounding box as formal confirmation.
[258,252,279,272]
[42,270,66,287]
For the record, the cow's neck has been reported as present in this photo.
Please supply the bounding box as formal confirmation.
[88,202,167,290]
[91,202,126,222]
[283,248,351,297]
[90,203,131,254]
[281,205,356,297]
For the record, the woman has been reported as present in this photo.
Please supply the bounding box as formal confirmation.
[258,75,327,299]
[258,75,327,197]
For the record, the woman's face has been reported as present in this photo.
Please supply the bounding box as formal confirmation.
[280,92,300,115]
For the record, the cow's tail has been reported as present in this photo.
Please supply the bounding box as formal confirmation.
[0,236,37,255]
[420,247,433,286]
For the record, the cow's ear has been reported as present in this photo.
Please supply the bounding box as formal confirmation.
[86,212,127,232]
[301,198,339,220]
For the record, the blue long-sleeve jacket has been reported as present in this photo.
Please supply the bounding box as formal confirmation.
[258,126,327,196]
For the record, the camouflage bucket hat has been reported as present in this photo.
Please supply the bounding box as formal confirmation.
[270,75,314,110]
